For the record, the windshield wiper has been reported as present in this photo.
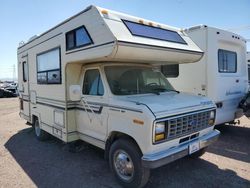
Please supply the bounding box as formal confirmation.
[153,88,180,94]
[165,89,180,94]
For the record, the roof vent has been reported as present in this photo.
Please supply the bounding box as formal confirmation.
[18,41,25,47]
[28,35,38,42]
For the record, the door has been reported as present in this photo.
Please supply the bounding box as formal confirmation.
[18,55,30,120]
[76,68,108,141]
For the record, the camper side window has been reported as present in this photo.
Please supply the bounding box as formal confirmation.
[66,26,93,51]
[82,69,104,96]
[37,48,61,84]
[161,65,179,78]
[22,61,28,82]
[218,49,237,73]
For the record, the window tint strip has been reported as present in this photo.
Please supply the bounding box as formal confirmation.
[122,20,187,44]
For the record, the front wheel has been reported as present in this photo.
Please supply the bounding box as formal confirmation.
[109,138,150,188]
[33,119,50,141]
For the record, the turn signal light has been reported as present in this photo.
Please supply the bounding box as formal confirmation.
[155,133,165,141]
[208,119,214,125]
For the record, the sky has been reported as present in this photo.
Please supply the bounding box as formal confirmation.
[0,0,249,80]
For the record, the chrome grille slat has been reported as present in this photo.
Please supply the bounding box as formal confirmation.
[166,110,211,140]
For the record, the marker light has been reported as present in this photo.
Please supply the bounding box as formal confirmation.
[139,19,144,24]
[101,10,108,15]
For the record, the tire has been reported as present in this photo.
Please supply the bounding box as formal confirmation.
[109,138,150,188]
[33,119,50,141]
[189,147,207,158]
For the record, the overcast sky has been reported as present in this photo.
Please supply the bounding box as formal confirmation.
[0,0,249,79]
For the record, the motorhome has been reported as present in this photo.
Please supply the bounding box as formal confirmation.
[162,25,248,125]
[18,6,219,187]
[247,51,250,84]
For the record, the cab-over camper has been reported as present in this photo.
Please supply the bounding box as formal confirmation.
[247,51,250,84]
[163,25,248,125]
[18,6,220,187]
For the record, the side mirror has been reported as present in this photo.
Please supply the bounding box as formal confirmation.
[69,85,81,101]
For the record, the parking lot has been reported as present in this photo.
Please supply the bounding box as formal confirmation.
[0,97,249,188]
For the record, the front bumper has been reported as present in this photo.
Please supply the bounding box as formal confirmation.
[142,129,220,169]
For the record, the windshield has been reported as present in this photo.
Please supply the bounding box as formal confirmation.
[104,65,175,95]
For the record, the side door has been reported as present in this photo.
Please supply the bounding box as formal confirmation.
[18,55,30,121]
[76,68,108,141]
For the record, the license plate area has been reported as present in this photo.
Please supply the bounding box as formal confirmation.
[189,141,200,154]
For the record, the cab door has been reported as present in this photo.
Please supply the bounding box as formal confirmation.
[76,68,108,141]
[18,55,30,121]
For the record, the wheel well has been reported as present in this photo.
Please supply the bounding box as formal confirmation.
[104,131,141,160]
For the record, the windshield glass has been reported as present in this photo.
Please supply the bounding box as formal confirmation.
[104,65,175,95]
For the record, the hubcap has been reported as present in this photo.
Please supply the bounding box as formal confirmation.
[34,121,41,136]
[113,150,134,181]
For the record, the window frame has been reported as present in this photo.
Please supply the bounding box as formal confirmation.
[36,47,62,85]
[218,49,237,73]
[22,61,28,82]
[122,19,187,45]
[66,25,93,51]
[82,68,104,96]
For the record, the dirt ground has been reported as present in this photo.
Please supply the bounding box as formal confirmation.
[0,98,249,188]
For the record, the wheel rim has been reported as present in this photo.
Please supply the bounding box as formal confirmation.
[113,149,134,182]
[34,121,41,137]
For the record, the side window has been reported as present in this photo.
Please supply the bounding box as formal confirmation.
[22,61,28,82]
[218,49,237,73]
[82,69,104,96]
[37,47,61,84]
[66,26,93,51]
[161,64,179,78]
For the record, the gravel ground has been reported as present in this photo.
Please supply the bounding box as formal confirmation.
[0,98,249,188]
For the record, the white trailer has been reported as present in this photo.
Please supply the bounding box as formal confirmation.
[18,6,219,187]
[247,51,250,84]
[163,25,248,125]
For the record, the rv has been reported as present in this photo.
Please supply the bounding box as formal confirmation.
[18,6,219,187]
[162,25,248,125]
[247,51,250,84]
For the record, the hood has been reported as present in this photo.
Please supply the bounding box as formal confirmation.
[122,92,215,118]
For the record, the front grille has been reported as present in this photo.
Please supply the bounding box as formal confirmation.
[156,110,212,142]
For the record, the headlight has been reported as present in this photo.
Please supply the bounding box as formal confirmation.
[154,122,166,142]
[208,110,216,125]
[210,111,215,119]
[155,122,165,134]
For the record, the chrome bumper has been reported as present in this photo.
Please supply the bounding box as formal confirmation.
[142,129,220,169]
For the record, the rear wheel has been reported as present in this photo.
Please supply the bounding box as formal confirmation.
[109,138,150,188]
[189,147,207,158]
[33,119,50,141]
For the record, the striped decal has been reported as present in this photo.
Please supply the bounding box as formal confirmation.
[20,95,143,114]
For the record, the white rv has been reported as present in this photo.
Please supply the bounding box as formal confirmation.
[247,51,250,84]
[163,25,248,125]
[18,6,219,187]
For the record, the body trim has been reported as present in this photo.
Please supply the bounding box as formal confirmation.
[142,129,220,169]
[117,40,204,55]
